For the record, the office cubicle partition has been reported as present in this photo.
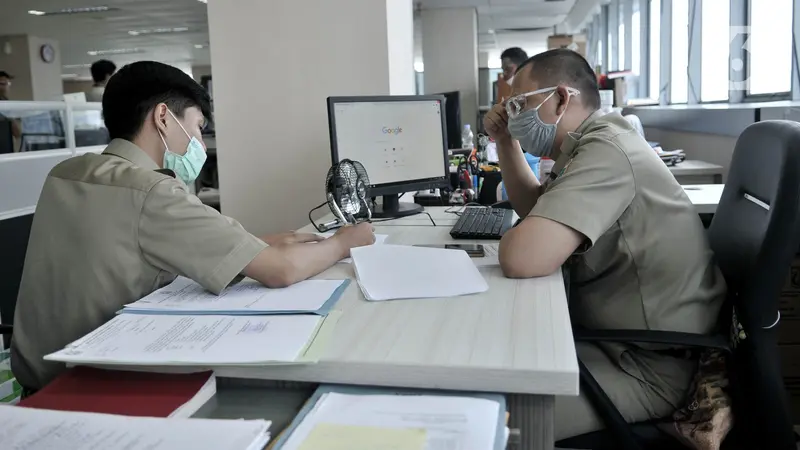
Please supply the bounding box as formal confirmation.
[0,101,107,328]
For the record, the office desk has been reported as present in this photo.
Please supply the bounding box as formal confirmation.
[669,160,724,184]
[683,184,724,214]
[192,207,577,449]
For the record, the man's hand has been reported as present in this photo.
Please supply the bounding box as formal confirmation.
[262,232,324,246]
[483,103,513,145]
[331,222,376,257]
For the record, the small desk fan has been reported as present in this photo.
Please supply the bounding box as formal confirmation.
[325,159,372,226]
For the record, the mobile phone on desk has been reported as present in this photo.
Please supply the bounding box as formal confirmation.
[415,244,485,257]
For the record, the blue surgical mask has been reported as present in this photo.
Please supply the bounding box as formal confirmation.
[507,87,579,158]
[158,109,207,185]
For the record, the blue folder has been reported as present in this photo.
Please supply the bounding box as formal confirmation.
[272,384,508,449]
[119,279,350,317]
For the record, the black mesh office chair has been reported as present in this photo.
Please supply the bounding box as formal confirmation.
[0,213,33,348]
[556,120,800,450]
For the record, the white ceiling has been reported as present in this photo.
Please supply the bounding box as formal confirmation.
[0,0,210,79]
[0,0,600,80]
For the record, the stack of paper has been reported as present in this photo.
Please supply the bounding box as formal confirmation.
[278,392,501,450]
[44,314,326,366]
[1,405,271,450]
[122,277,348,315]
[318,232,389,263]
[351,244,489,301]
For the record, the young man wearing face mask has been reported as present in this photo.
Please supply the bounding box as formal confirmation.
[484,49,726,439]
[11,61,375,392]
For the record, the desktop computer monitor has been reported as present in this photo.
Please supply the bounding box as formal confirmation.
[327,95,449,218]
[437,91,462,150]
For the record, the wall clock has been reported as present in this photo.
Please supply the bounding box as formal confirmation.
[40,44,55,63]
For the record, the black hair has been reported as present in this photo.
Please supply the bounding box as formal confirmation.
[102,61,212,141]
[500,47,528,66]
[516,49,601,110]
[90,60,117,83]
[0,71,13,79]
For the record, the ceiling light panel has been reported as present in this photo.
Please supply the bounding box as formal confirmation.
[128,27,189,36]
[87,48,143,56]
[28,6,118,16]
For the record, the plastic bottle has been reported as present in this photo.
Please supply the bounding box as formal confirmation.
[461,124,474,149]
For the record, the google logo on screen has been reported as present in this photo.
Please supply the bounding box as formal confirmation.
[382,126,403,135]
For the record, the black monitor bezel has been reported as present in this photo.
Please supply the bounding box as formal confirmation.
[327,95,450,197]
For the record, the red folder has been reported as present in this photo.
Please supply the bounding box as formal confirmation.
[19,367,215,418]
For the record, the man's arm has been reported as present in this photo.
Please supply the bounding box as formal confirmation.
[483,103,542,217]
[499,216,583,278]
[245,224,374,288]
[498,140,636,279]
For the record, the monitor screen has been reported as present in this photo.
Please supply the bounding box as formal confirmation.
[329,97,448,191]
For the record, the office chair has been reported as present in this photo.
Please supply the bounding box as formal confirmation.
[0,213,34,348]
[0,120,13,154]
[556,120,800,450]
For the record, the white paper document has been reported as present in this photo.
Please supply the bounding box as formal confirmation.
[351,244,489,301]
[45,313,323,366]
[319,232,389,263]
[0,405,271,450]
[123,276,345,314]
[281,393,500,450]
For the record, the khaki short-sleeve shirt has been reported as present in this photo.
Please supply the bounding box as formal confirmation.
[530,112,726,339]
[11,139,267,389]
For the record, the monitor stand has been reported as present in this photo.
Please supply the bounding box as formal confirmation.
[371,195,423,219]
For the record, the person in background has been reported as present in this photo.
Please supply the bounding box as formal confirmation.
[500,47,528,87]
[0,71,22,141]
[0,71,12,101]
[484,49,725,439]
[496,48,538,199]
[11,61,376,392]
[85,59,117,102]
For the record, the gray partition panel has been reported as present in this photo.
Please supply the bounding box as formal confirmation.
[0,151,71,218]
[623,106,756,137]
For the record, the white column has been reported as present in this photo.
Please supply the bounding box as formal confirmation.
[421,7,479,134]
[207,0,414,234]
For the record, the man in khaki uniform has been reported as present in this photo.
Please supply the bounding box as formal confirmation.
[484,49,726,439]
[11,61,375,391]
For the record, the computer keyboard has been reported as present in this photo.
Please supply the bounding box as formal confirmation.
[450,206,514,240]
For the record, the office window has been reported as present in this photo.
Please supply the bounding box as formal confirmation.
[619,4,626,70]
[632,1,641,75]
[608,29,614,70]
[649,0,661,99]
[670,0,689,103]
[598,39,604,70]
[700,0,730,101]
[748,0,793,95]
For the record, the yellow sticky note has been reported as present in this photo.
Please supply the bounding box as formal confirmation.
[297,423,427,450]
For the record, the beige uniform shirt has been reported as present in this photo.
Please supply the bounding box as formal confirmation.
[85,86,105,103]
[531,111,726,343]
[11,139,267,389]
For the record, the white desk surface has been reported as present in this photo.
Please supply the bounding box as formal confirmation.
[668,159,724,175]
[209,207,579,396]
[683,184,723,214]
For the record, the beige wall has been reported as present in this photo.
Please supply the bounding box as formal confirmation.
[27,36,63,101]
[645,127,738,181]
[0,35,33,100]
[208,0,414,234]
[0,35,63,101]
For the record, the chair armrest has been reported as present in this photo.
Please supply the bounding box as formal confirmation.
[574,329,730,352]
[0,324,13,335]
